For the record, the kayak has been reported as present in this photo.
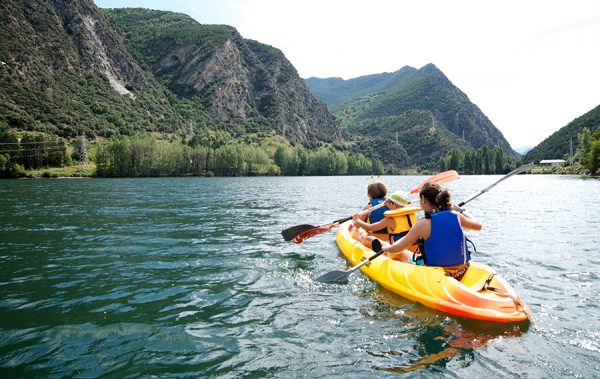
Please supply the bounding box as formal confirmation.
[336,220,531,323]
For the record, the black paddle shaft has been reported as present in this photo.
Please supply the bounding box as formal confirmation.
[315,240,384,284]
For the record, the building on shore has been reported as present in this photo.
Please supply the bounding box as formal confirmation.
[539,159,566,166]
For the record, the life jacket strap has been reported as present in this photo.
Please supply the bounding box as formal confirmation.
[443,264,469,281]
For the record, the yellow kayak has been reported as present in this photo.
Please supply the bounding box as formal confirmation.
[336,221,531,323]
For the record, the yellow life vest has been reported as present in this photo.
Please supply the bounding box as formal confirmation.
[383,206,420,243]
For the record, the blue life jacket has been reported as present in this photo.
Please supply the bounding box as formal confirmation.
[367,198,389,235]
[422,210,470,267]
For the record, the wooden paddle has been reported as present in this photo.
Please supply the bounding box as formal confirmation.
[281,170,459,244]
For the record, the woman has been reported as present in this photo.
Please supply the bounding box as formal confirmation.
[352,190,415,246]
[382,182,482,281]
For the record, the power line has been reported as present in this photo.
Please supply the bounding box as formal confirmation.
[0,141,66,146]
[5,153,67,159]
[0,147,66,154]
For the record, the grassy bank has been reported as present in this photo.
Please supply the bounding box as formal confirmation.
[26,164,96,178]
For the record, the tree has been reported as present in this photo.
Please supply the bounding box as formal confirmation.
[575,127,592,167]
[448,149,462,171]
[463,150,474,174]
[371,158,384,175]
[493,147,506,174]
[587,128,600,175]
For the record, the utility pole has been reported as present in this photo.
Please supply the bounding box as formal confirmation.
[570,137,573,164]
[81,132,87,164]
[187,121,194,141]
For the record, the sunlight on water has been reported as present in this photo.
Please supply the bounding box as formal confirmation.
[0,175,599,377]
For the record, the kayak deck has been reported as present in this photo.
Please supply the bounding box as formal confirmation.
[336,221,530,323]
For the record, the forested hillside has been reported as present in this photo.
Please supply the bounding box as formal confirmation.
[525,104,600,162]
[1,0,533,178]
[103,8,343,144]
[1,1,371,178]
[307,64,519,169]
[305,66,417,110]
[0,0,181,138]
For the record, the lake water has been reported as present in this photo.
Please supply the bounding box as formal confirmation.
[1,175,599,377]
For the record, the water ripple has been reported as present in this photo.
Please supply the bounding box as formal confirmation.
[1,176,599,377]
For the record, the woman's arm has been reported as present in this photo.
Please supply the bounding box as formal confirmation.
[450,204,482,231]
[458,212,482,230]
[383,220,427,253]
[359,204,370,221]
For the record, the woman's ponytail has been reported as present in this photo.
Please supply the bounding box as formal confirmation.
[420,182,452,210]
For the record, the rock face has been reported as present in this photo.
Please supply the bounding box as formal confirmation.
[0,0,179,136]
[104,8,344,143]
[0,1,343,143]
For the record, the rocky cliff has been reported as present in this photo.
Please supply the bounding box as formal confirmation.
[103,8,344,143]
[0,1,343,143]
[0,0,181,137]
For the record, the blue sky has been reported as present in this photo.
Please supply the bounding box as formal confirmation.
[94,0,600,148]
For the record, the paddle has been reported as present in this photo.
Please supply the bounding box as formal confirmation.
[409,169,458,194]
[281,170,459,244]
[282,191,393,244]
[315,164,532,284]
[315,239,384,284]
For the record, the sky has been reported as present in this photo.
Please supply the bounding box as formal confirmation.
[94,0,600,148]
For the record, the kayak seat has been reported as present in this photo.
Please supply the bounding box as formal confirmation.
[460,266,494,291]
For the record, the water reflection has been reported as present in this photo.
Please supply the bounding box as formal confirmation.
[363,288,530,374]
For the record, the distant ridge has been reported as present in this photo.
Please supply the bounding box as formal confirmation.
[306,64,518,168]
[514,146,533,155]
[305,66,417,110]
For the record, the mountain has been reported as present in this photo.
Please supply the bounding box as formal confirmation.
[0,0,181,138]
[525,104,600,162]
[514,146,533,155]
[305,66,417,110]
[0,0,523,174]
[306,64,518,168]
[0,1,342,144]
[103,8,342,144]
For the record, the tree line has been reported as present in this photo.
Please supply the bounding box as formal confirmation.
[573,127,600,175]
[439,145,522,175]
[94,135,384,177]
[0,129,69,178]
[3,128,598,178]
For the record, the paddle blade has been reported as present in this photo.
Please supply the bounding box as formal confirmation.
[371,239,382,252]
[282,224,317,241]
[409,170,459,194]
[315,270,350,284]
[292,224,335,244]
